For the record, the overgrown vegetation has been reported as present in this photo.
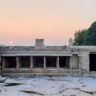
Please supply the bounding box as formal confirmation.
[73,21,96,45]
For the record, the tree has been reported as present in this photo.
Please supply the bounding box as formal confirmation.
[73,21,96,45]
[73,29,87,45]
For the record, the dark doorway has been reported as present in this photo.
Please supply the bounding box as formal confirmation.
[33,56,44,68]
[19,56,30,68]
[90,54,96,71]
[59,56,69,68]
[4,57,16,68]
[46,56,56,68]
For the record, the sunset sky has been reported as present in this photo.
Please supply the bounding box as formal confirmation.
[0,0,96,46]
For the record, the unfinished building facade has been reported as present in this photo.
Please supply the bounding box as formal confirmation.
[0,39,96,76]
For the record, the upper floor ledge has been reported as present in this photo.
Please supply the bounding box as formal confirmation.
[1,39,96,52]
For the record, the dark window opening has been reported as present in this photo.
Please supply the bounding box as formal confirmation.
[59,56,69,68]
[46,56,56,67]
[90,54,96,71]
[19,56,30,68]
[33,56,44,68]
[4,57,16,68]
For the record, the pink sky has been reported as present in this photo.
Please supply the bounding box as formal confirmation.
[0,0,96,45]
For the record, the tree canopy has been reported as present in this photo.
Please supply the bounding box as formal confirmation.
[73,21,96,45]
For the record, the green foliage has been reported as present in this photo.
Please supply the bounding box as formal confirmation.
[73,30,87,45]
[73,21,96,45]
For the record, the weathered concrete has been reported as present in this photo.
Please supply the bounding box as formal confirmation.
[0,39,96,76]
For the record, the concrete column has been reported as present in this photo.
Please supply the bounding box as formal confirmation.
[69,56,72,69]
[44,56,46,69]
[57,56,59,69]
[30,56,33,69]
[78,55,82,75]
[16,57,20,69]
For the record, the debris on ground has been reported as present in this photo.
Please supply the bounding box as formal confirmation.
[0,76,95,96]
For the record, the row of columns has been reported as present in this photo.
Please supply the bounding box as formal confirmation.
[2,56,62,69]
[2,56,80,70]
[1,54,90,74]
[16,56,60,69]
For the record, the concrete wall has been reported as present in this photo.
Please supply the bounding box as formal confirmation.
[79,52,89,73]
[1,45,96,76]
[70,54,79,69]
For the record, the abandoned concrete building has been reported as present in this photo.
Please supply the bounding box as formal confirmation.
[0,39,96,76]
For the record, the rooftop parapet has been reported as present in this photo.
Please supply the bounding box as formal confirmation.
[35,39,44,47]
